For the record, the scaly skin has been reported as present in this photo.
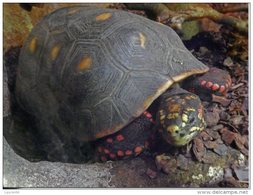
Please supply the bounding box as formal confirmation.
[95,112,154,161]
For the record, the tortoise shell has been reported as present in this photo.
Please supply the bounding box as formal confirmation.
[16,6,208,141]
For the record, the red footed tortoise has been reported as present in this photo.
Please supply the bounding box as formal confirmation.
[15,6,231,162]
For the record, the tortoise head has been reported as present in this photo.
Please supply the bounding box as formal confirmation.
[158,92,206,146]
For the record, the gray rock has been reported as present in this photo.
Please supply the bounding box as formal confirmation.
[3,138,113,188]
[3,63,10,117]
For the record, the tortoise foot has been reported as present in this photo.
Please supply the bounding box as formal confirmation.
[183,67,231,101]
[94,112,154,162]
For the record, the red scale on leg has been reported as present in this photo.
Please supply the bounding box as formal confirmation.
[143,111,155,123]
[109,153,116,159]
[200,80,207,86]
[219,85,226,93]
[206,81,213,88]
[211,83,219,91]
[116,134,124,142]
[125,150,133,156]
[134,146,143,154]
[104,148,110,154]
[101,156,107,162]
[106,138,113,143]
[97,146,103,153]
[117,150,124,157]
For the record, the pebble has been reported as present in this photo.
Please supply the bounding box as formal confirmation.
[206,128,220,139]
[223,57,234,67]
[212,124,224,131]
[177,154,189,170]
[224,168,233,178]
[198,46,210,56]
[213,143,228,156]
[233,166,248,181]
[230,115,244,126]
[205,111,220,127]
[219,111,231,121]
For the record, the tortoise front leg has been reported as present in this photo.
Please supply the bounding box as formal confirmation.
[94,112,154,162]
[182,67,231,101]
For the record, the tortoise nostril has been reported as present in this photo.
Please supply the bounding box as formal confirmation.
[189,117,195,124]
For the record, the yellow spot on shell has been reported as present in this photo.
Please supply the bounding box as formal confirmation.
[77,56,92,71]
[29,37,37,53]
[50,45,61,60]
[139,33,146,48]
[96,12,112,21]
[182,122,186,127]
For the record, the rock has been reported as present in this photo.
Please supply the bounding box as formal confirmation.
[219,177,242,187]
[3,138,113,188]
[230,115,244,126]
[204,140,218,149]
[224,168,233,178]
[177,154,189,170]
[219,111,231,121]
[207,166,224,184]
[213,144,228,156]
[220,127,237,145]
[212,95,231,107]
[212,124,224,131]
[202,151,217,164]
[199,46,210,56]
[234,134,248,156]
[205,111,220,127]
[3,63,10,117]
[200,130,213,141]
[206,128,220,139]
[155,154,178,174]
[223,57,234,67]
[3,4,33,51]
[232,166,248,181]
[192,137,206,162]
[3,3,113,51]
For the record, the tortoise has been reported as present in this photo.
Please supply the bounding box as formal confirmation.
[13,6,231,162]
